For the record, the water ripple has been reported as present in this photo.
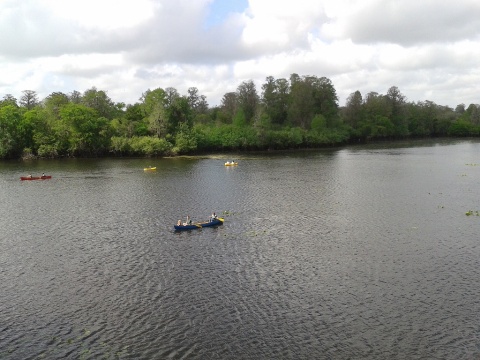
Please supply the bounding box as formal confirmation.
[2,143,480,359]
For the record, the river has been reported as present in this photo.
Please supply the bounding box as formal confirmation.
[1,139,479,359]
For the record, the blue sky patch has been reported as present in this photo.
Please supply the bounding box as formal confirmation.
[204,0,248,28]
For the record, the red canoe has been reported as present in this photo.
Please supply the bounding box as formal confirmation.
[20,175,52,181]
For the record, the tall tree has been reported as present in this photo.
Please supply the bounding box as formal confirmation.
[120,103,146,137]
[44,92,70,118]
[466,104,480,125]
[312,77,339,126]
[344,90,363,129]
[261,76,290,126]
[455,103,465,115]
[288,76,314,129]
[236,80,259,124]
[196,95,209,115]
[82,87,115,119]
[147,102,168,138]
[167,97,193,134]
[20,90,39,110]
[187,87,209,116]
[164,87,180,108]
[187,87,199,110]
[69,90,82,104]
[220,92,237,123]
[59,103,111,155]
[141,88,166,117]
[386,86,408,136]
[360,92,394,138]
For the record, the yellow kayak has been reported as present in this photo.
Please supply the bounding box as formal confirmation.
[144,167,156,171]
[224,162,238,166]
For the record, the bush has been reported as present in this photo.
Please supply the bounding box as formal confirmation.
[448,120,478,136]
[37,144,59,158]
[110,136,172,156]
[172,131,198,154]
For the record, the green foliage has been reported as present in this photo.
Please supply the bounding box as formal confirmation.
[59,104,111,156]
[261,76,289,125]
[0,105,22,158]
[263,127,304,149]
[0,94,18,108]
[311,114,326,131]
[81,87,116,119]
[2,79,478,160]
[305,128,349,147]
[357,115,395,139]
[232,108,247,127]
[172,127,198,154]
[448,120,479,136]
[166,97,193,134]
[130,136,171,156]
[37,144,59,158]
[236,80,259,123]
[110,136,172,156]
[141,88,166,116]
[195,124,259,150]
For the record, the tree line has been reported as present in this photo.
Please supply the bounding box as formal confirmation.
[0,74,479,159]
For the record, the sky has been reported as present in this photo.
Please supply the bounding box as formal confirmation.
[1,0,479,109]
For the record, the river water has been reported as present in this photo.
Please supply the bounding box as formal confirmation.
[1,139,480,359]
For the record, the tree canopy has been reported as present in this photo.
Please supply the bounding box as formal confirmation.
[0,75,478,159]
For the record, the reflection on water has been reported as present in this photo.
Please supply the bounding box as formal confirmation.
[1,139,480,359]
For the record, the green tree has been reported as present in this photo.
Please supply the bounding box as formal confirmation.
[0,105,23,158]
[237,80,258,124]
[196,95,209,115]
[465,104,480,125]
[59,104,111,156]
[220,92,237,124]
[288,75,314,128]
[44,92,70,119]
[141,88,166,115]
[1,94,18,108]
[122,103,146,137]
[232,108,247,127]
[187,87,200,110]
[343,90,363,129]
[311,114,327,131]
[69,90,82,104]
[261,76,289,126]
[139,88,169,137]
[82,87,116,119]
[386,86,408,136]
[173,123,198,154]
[164,87,180,108]
[148,102,168,137]
[23,108,54,155]
[311,76,339,127]
[407,100,438,136]
[455,103,465,115]
[167,97,193,135]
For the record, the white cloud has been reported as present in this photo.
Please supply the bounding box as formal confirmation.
[325,0,480,45]
[241,0,326,52]
[44,0,156,30]
[0,0,479,108]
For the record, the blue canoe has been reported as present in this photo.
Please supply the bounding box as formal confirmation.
[174,217,224,231]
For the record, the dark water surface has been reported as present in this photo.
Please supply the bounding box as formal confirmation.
[1,139,480,359]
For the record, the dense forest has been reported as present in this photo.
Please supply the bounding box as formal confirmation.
[0,73,479,159]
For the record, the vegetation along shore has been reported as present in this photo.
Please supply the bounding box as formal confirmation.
[1,74,479,160]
